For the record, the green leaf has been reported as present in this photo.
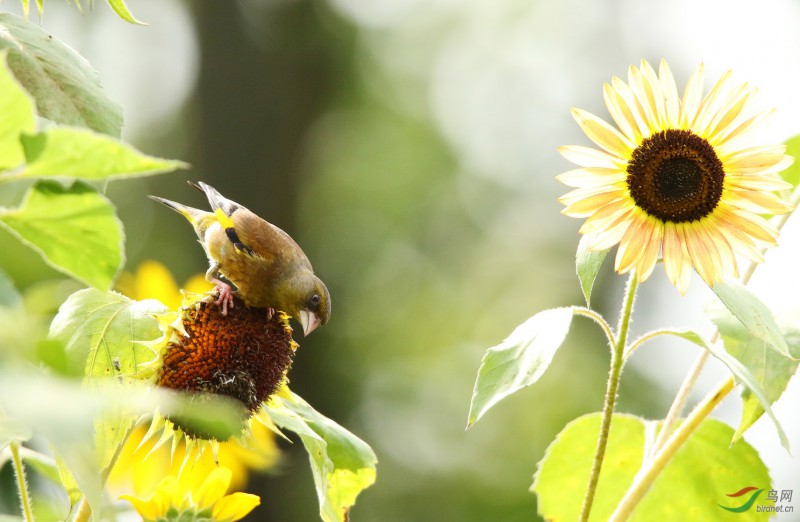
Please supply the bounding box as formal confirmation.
[0,51,35,171]
[532,413,773,521]
[711,279,789,357]
[49,288,167,383]
[657,329,790,452]
[468,307,574,426]
[0,181,124,289]
[781,134,800,188]
[576,235,608,307]
[265,391,377,522]
[0,14,122,137]
[18,127,187,180]
[706,304,800,444]
[49,288,168,472]
[106,0,145,24]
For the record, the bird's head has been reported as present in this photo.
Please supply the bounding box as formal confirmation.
[282,271,331,336]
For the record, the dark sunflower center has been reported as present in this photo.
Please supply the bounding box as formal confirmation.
[626,129,724,223]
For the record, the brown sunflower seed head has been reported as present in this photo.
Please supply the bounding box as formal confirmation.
[156,296,297,440]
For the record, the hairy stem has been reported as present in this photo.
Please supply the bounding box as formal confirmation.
[10,441,35,522]
[579,271,638,522]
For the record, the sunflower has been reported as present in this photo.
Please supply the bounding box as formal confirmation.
[110,260,280,497]
[121,466,260,522]
[558,59,793,293]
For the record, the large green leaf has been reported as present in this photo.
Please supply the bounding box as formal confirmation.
[0,51,35,171]
[706,304,800,444]
[576,235,608,307]
[654,329,790,452]
[18,127,187,180]
[265,391,377,522]
[0,267,22,309]
[0,13,122,137]
[0,181,124,289]
[49,288,167,385]
[468,307,574,426]
[49,288,168,474]
[711,279,789,357]
[532,414,772,521]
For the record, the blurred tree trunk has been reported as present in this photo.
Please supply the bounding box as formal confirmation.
[188,2,349,520]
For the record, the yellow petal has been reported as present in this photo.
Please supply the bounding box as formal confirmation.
[680,63,705,129]
[603,82,641,143]
[662,222,692,293]
[194,467,233,509]
[636,219,663,281]
[558,145,626,169]
[614,212,650,274]
[571,108,635,158]
[212,492,261,522]
[627,63,661,131]
[136,260,182,309]
[658,60,680,127]
[693,70,733,135]
[556,167,626,188]
[611,76,651,138]
[121,495,161,521]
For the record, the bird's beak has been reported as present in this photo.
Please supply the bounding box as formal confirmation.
[299,310,322,336]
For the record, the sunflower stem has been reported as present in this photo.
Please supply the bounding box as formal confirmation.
[10,440,35,522]
[609,376,735,521]
[578,271,638,522]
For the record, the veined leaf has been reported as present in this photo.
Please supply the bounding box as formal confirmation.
[49,288,167,383]
[0,13,122,137]
[0,181,124,289]
[706,304,800,444]
[19,127,188,180]
[49,288,168,473]
[265,391,377,522]
[468,307,574,426]
[532,414,772,521]
[576,235,608,307]
[0,51,35,171]
[657,329,790,452]
[711,279,789,357]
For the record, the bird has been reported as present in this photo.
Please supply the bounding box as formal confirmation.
[149,181,331,336]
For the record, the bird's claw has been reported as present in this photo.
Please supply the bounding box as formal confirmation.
[213,281,235,316]
[266,307,275,321]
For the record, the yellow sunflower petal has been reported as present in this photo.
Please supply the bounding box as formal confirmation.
[635,219,663,281]
[693,69,733,135]
[212,492,262,522]
[194,467,233,509]
[571,108,635,158]
[627,62,661,131]
[121,495,161,521]
[663,222,693,293]
[556,167,626,188]
[604,82,641,143]
[558,145,626,169]
[611,76,651,138]
[679,63,705,128]
[658,59,680,127]
[614,212,650,274]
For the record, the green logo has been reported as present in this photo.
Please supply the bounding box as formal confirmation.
[718,486,764,513]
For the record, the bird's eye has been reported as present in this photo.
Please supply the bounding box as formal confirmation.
[310,294,321,305]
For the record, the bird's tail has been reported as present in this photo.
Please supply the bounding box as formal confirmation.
[148,195,215,237]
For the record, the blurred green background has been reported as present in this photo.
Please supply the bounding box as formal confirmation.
[1,0,799,520]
